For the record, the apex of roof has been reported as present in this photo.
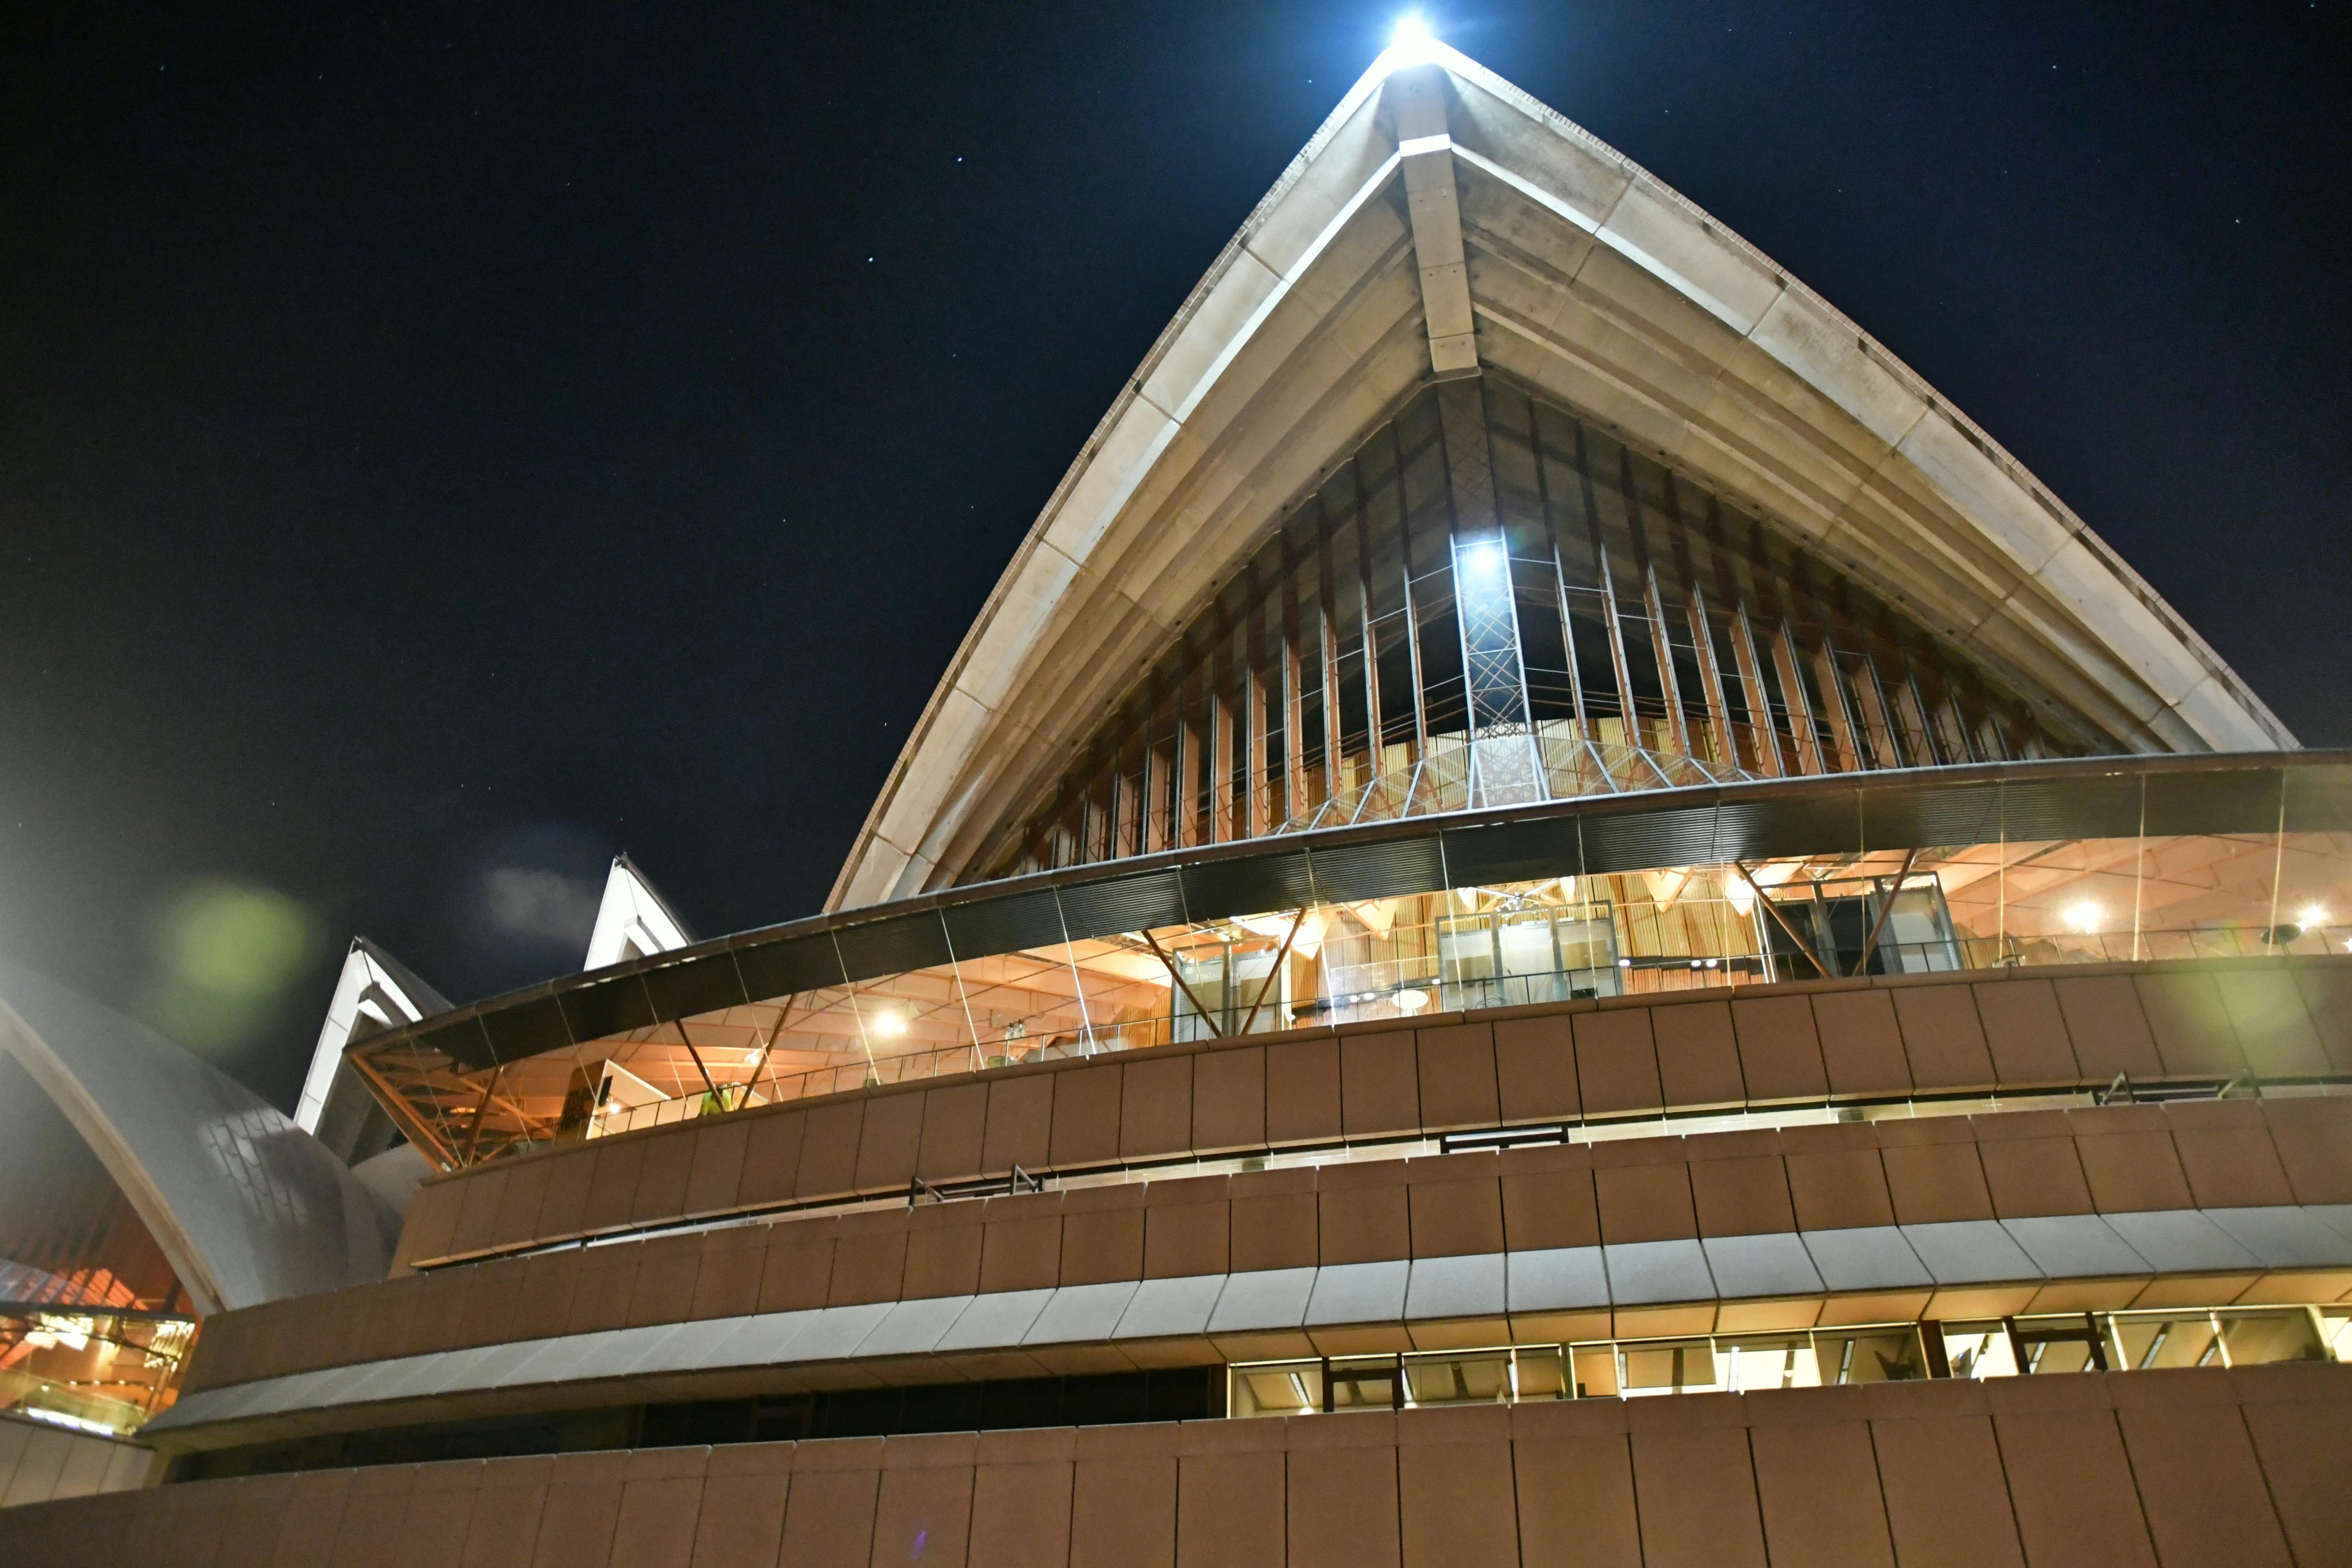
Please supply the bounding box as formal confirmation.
[830,37,2289,913]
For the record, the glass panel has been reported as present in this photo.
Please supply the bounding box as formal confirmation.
[1718,1337,1821,1392]
[1328,1357,1400,1411]
[977,375,2094,881]
[2112,1312,2223,1371]
[1817,1328,1928,1384]
[1513,1345,1569,1399]
[366,822,2352,1159]
[1402,1350,1513,1407]
[1569,1344,1620,1398]
[0,1308,195,1434]
[2217,1309,2330,1367]
[1619,1340,1717,1396]
[1229,1361,1322,1418]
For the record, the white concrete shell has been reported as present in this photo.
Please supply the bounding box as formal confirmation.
[294,939,452,1138]
[0,956,395,1315]
[832,40,2289,912]
[580,855,692,972]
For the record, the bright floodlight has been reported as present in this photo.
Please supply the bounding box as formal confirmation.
[1461,540,1504,577]
[2064,901,2102,935]
[2300,904,2328,928]
[873,1010,908,1037]
[1391,13,1437,60]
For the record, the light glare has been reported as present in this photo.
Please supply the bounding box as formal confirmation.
[2064,901,2102,935]
[1389,13,1438,63]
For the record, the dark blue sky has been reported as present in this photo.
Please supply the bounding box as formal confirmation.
[2,1,2346,1107]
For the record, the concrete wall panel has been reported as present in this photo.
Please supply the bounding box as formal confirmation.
[1731,995,1827,1102]
[1119,1056,1193,1161]
[1048,1065,1123,1170]
[1143,1176,1232,1279]
[1340,1030,1421,1139]
[969,1434,1074,1568]
[2134,970,2246,1079]
[735,1110,806,1209]
[607,1447,709,1568]
[1746,1393,1895,1568]
[1230,1169,1320,1271]
[1395,1407,1516,1568]
[1572,1008,1662,1116]
[2112,1384,2293,1568]
[1813,991,1911,1099]
[1498,1143,1599,1251]
[776,1449,882,1568]
[1971,978,2078,1088]
[1627,1412,1768,1568]
[915,1083,990,1185]
[852,1091,926,1194]
[1869,1404,2025,1568]
[2052,975,2161,1082]
[581,1140,648,1236]
[1070,1425,1176,1568]
[683,1119,751,1219]
[1651,999,1744,1109]
[689,1443,792,1568]
[631,1129,697,1227]
[981,1075,1054,1177]
[1413,1022,1499,1132]
[1265,1038,1342,1146]
[1891,984,1996,1093]
[1492,1011,1579,1123]
[1190,1045,1266,1153]
[795,1102,866,1203]
[528,1451,630,1568]
[1988,1399,2156,1568]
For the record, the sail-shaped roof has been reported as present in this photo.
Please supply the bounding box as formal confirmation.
[0,956,396,1315]
[827,36,2290,911]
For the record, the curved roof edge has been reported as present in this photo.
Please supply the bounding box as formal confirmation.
[827,38,2289,915]
[0,956,396,1315]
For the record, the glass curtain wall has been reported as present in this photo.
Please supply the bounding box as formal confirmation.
[975,376,2096,883]
[1230,1304,2345,1416]
[360,824,2352,1165]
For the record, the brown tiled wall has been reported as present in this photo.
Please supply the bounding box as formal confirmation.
[180,1095,2352,1396]
[394,958,2352,1275]
[11,1365,2349,1568]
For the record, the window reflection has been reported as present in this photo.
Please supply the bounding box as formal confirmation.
[1233,1307,2337,1416]
[361,822,2352,1168]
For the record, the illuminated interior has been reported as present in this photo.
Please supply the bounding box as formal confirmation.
[352,825,2352,1168]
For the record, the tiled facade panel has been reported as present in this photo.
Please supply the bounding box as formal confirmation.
[389,958,2352,1275]
[183,1094,2352,1395]
[14,1367,2352,1567]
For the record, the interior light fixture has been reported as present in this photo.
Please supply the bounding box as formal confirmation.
[873,1011,908,1037]
[2299,904,2328,928]
[1393,987,1430,1012]
[2064,901,2102,935]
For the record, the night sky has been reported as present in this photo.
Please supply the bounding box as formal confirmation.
[2,2,2346,1110]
